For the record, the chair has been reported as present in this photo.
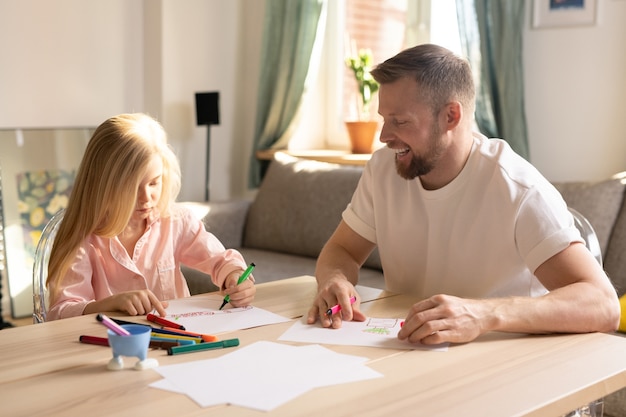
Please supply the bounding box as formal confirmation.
[568,207,602,266]
[32,209,64,324]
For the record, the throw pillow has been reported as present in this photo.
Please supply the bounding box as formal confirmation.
[245,152,363,259]
[552,176,626,257]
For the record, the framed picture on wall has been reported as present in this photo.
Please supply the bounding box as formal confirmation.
[533,0,597,28]
[0,128,91,318]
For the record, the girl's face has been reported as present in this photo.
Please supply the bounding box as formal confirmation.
[131,154,163,223]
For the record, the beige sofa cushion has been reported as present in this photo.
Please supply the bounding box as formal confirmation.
[244,153,360,257]
[244,153,382,270]
[552,176,626,257]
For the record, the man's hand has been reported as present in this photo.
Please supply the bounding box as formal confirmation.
[306,277,366,328]
[398,294,493,345]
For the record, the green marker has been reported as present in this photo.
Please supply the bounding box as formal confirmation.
[167,338,240,355]
[218,263,255,310]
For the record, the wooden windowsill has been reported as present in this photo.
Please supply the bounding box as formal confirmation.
[255,149,372,166]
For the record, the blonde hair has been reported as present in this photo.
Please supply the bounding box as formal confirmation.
[47,113,181,302]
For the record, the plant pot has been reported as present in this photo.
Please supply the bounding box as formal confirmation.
[345,121,378,154]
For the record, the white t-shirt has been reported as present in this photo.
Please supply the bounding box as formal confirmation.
[343,132,582,298]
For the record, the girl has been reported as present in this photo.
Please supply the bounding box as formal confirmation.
[47,113,254,320]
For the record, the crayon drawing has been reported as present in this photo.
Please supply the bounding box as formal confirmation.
[363,318,399,336]
[161,297,290,335]
[279,317,448,351]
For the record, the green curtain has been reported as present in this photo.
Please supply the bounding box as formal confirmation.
[455,0,529,160]
[248,0,325,188]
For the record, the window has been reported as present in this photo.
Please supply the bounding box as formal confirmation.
[343,0,407,121]
[287,0,459,151]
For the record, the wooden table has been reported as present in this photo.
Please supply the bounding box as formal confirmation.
[1,276,626,417]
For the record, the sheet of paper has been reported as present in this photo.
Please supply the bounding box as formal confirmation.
[151,341,383,411]
[278,317,448,351]
[160,296,290,334]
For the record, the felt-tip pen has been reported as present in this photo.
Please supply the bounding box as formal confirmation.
[167,338,240,355]
[147,313,185,330]
[79,335,181,350]
[96,313,130,336]
[161,327,218,342]
[150,336,196,346]
[326,296,357,316]
[150,327,212,341]
[111,318,151,328]
[150,332,202,343]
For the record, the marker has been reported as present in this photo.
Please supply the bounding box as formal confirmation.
[147,313,185,330]
[149,336,196,346]
[167,338,240,355]
[111,318,151,328]
[151,327,188,336]
[147,339,182,349]
[150,332,202,343]
[79,335,110,347]
[79,335,181,350]
[219,263,255,310]
[150,327,209,340]
[162,327,218,342]
[96,313,130,336]
[326,296,357,316]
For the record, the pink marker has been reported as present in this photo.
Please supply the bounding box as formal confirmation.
[326,296,357,316]
[97,313,130,336]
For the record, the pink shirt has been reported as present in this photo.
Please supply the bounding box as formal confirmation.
[47,205,247,320]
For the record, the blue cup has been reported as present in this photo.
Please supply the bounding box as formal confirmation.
[107,324,158,371]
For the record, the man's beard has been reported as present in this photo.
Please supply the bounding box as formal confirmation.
[395,125,445,180]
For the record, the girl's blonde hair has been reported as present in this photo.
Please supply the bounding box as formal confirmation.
[47,113,181,302]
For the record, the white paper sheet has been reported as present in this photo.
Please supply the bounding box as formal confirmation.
[151,341,383,411]
[160,296,290,335]
[278,317,449,351]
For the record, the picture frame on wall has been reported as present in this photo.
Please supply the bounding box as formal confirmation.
[533,0,597,29]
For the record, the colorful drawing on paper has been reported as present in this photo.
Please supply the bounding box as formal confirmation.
[161,298,290,335]
[362,318,399,336]
[278,317,448,351]
[168,305,253,320]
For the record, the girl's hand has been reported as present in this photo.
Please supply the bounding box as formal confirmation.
[222,270,256,307]
[83,290,168,317]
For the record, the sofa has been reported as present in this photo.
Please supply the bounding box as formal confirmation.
[182,152,626,416]
[182,152,385,295]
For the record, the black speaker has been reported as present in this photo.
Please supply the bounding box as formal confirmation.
[195,92,220,126]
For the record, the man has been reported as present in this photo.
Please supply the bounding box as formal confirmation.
[306,44,619,345]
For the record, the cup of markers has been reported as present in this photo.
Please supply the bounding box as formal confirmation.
[98,314,159,371]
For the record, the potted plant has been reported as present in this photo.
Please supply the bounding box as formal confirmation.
[345,48,379,153]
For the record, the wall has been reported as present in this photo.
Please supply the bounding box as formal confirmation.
[159,0,264,202]
[524,0,626,181]
[0,0,144,128]
[0,0,264,203]
[1,1,623,195]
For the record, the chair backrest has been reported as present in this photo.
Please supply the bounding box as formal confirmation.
[32,209,64,324]
[568,207,603,266]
